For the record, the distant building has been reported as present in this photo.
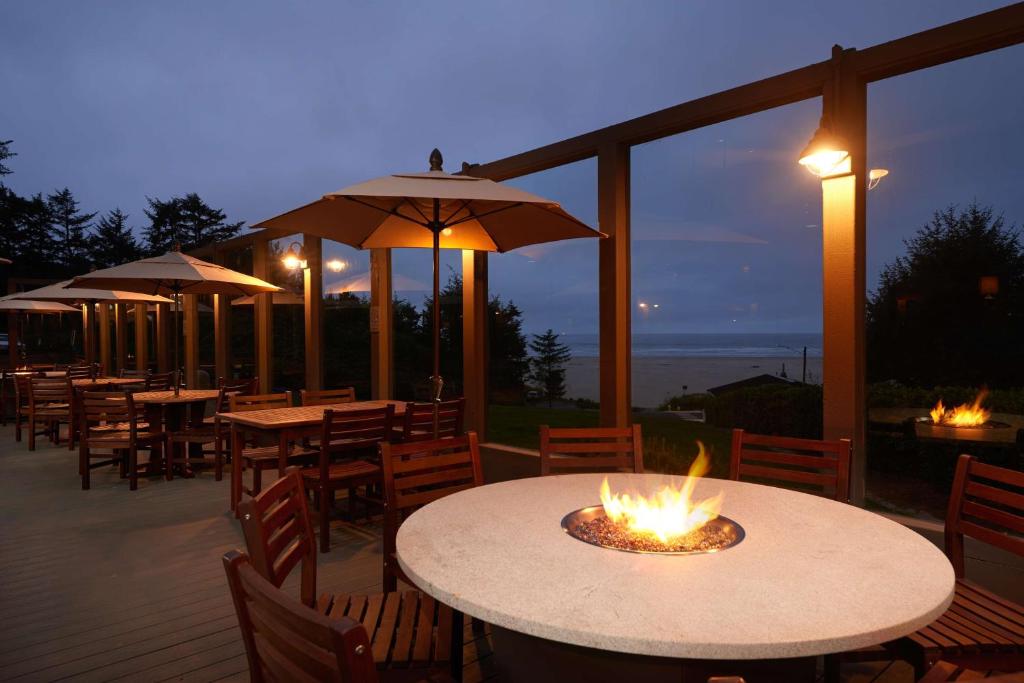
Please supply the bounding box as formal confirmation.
[706,374,797,396]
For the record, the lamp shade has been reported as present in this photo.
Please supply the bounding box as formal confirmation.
[798,121,849,177]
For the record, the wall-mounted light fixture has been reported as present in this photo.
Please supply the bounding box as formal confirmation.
[867,168,889,190]
[798,117,850,178]
[282,242,307,270]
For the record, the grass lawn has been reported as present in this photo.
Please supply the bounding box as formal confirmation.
[487,404,733,477]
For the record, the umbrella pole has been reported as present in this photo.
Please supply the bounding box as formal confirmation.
[432,198,441,438]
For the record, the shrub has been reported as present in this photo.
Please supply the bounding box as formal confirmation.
[704,384,823,439]
[658,393,715,411]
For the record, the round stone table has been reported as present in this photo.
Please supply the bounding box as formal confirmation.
[397,473,954,681]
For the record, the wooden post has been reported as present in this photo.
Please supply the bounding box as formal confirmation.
[155,303,170,372]
[303,235,323,392]
[462,250,488,440]
[98,303,112,376]
[183,294,200,389]
[820,48,868,505]
[213,293,232,384]
[114,303,128,373]
[253,238,274,393]
[370,248,393,399]
[82,303,95,363]
[7,312,18,368]
[134,303,148,371]
[597,143,632,427]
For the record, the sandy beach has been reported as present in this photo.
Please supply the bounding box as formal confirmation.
[564,355,823,408]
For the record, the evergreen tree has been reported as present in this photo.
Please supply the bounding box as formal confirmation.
[47,187,95,271]
[18,193,56,266]
[529,329,571,406]
[0,139,15,176]
[0,186,27,260]
[143,193,243,255]
[90,208,142,268]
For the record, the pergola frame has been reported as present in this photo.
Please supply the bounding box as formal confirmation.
[187,3,1024,505]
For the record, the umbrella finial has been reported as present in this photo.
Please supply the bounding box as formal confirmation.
[429,148,443,172]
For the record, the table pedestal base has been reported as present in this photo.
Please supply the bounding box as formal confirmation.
[491,625,816,683]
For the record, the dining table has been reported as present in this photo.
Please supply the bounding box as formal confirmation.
[396,472,956,682]
[217,399,406,514]
[130,389,222,478]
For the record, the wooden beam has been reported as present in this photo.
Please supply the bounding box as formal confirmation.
[370,248,393,399]
[462,250,488,440]
[81,304,94,363]
[134,303,148,371]
[253,238,274,393]
[183,294,200,389]
[850,2,1024,83]
[213,294,232,385]
[597,143,631,428]
[155,303,170,372]
[7,313,18,368]
[98,304,112,376]
[820,50,868,505]
[114,303,128,373]
[303,235,323,392]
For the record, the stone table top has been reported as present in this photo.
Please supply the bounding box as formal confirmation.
[396,473,954,660]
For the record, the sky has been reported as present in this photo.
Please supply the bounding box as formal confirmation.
[2,1,1022,336]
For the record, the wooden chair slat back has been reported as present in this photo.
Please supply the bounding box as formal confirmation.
[145,371,175,391]
[539,424,644,475]
[67,364,94,380]
[238,472,319,608]
[729,429,851,503]
[301,387,357,407]
[14,374,31,405]
[223,551,377,683]
[400,398,465,442]
[321,406,394,454]
[29,376,71,405]
[946,454,1024,578]
[118,368,148,379]
[229,392,292,413]
[217,378,259,412]
[380,433,483,561]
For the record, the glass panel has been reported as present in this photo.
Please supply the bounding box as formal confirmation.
[322,240,371,397]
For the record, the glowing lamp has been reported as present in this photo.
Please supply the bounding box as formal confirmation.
[282,242,306,270]
[979,276,999,299]
[868,168,889,190]
[326,258,346,273]
[798,120,849,177]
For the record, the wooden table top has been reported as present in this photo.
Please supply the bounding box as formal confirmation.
[218,399,405,430]
[132,389,221,404]
[72,377,146,386]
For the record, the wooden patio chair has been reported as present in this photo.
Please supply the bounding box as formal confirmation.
[539,424,644,476]
[167,377,258,480]
[27,376,73,451]
[78,390,165,490]
[397,398,465,443]
[145,371,175,391]
[302,405,394,552]
[887,455,1024,678]
[300,387,357,407]
[230,391,316,501]
[66,364,94,380]
[920,661,1024,681]
[235,473,457,678]
[729,429,852,503]
[380,433,484,592]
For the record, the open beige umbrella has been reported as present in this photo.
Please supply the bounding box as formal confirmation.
[69,249,281,393]
[0,297,80,313]
[9,280,173,305]
[255,149,602,410]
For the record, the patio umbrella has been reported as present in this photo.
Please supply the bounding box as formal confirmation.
[0,297,79,313]
[9,280,174,306]
[230,291,305,307]
[68,249,281,394]
[255,149,603,411]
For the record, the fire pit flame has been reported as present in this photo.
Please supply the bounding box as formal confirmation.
[599,441,722,543]
[929,390,991,427]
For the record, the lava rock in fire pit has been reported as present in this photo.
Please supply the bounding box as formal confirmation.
[572,516,735,554]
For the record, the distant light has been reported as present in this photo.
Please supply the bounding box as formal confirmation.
[441,227,453,237]
[867,168,889,190]
[282,242,306,270]
[326,258,346,273]
[638,302,648,309]
[652,304,659,309]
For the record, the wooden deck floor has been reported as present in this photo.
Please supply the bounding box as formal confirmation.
[0,424,917,683]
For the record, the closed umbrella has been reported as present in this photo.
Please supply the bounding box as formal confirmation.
[255,149,602,419]
[69,249,281,394]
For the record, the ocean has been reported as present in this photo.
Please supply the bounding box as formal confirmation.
[556,332,823,359]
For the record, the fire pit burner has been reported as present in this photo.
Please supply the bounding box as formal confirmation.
[561,505,745,555]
